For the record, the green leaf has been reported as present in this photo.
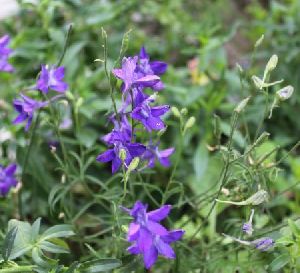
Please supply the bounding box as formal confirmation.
[41,225,75,240]
[8,219,33,260]
[80,259,122,272]
[2,226,18,261]
[288,219,300,237]
[193,141,209,178]
[31,218,41,241]
[39,240,69,254]
[269,253,290,271]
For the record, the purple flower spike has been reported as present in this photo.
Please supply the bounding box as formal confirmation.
[96,142,145,173]
[132,96,170,132]
[37,65,68,94]
[13,94,48,131]
[0,35,14,73]
[112,57,160,93]
[143,143,175,168]
[123,201,184,269]
[252,237,274,251]
[0,164,18,196]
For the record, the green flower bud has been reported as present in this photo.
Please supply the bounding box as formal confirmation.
[265,54,278,73]
[234,97,251,113]
[183,116,196,133]
[119,149,127,162]
[254,34,264,48]
[171,106,181,118]
[127,157,140,172]
[180,108,188,116]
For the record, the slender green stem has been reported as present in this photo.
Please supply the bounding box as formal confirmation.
[189,112,239,241]
[18,111,40,219]
[56,24,73,67]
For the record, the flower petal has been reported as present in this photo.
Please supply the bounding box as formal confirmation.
[147,205,172,222]
[143,245,158,270]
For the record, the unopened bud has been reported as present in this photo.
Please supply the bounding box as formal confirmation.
[119,149,127,162]
[235,97,250,113]
[265,54,278,73]
[180,108,188,116]
[276,85,294,101]
[183,116,196,133]
[252,75,264,89]
[254,34,264,48]
[65,91,74,101]
[171,107,181,118]
[127,157,140,172]
[76,97,84,109]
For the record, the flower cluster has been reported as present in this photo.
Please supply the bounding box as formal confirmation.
[0,164,18,197]
[122,201,184,269]
[0,35,14,72]
[97,47,174,173]
[13,65,68,131]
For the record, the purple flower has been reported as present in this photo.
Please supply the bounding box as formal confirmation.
[0,35,14,73]
[131,95,170,131]
[37,65,68,94]
[252,237,274,251]
[0,164,18,196]
[102,115,132,145]
[113,57,160,93]
[242,209,254,235]
[96,142,145,173]
[137,47,167,91]
[122,201,184,269]
[143,143,175,168]
[13,94,48,131]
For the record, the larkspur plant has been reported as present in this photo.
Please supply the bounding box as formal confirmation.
[1,13,300,272]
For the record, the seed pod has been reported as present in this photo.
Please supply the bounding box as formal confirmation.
[127,157,140,172]
[171,106,181,118]
[183,116,196,133]
[234,97,251,113]
[265,54,278,73]
[119,149,127,162]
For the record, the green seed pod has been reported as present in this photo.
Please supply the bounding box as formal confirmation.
[254,34,264,48]
[252,75,263,89]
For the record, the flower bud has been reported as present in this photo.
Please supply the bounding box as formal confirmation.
[127,157,140,172]
[265,54,278,73]
[171,106,181,118]
[276,85,294,101]
[254,34,264,48]
[252,75,264,89]
[65,91,74,101]
[119,149,127,162]
[246,190,269,205]
[76,97,84,109]
[234,97,251,113]
[180,108,188,116]
[183,116,196,133]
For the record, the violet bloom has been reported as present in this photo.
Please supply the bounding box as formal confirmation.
[131,95,170,131]
[143,143,175,168]
[37,65,68,94]
[137,47,168,91]
[102,115,132,145]
[96,142,145,173]
[112,57,160,93]
[0,35,14,72]
[242,209,254,235]
[0,164,17,196]
[13,94,48,131]
[122,201,184,269]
